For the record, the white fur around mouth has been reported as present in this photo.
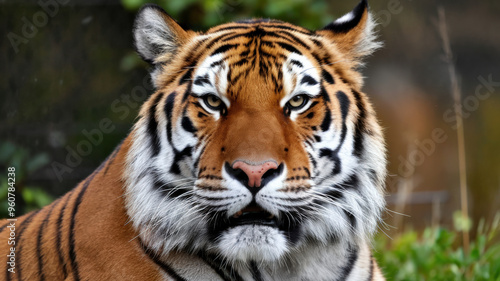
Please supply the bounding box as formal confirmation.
[217,224,289,262]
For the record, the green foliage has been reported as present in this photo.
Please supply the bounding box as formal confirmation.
[0,142,54,218]
[375,214,500,281]
[121,0,333,30]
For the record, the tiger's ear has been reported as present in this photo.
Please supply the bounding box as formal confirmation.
[317,0,381,65]
[133,4,190,64]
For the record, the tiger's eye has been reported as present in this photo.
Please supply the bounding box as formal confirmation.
[204,95,222,109]
[288,95,308,109]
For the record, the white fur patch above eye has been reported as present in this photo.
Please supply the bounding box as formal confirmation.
[281,53,321,120]
[191,54,230,120]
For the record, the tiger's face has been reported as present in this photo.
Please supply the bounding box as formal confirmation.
[126,1,386,264]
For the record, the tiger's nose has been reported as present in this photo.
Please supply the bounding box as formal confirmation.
[225,160,281,189]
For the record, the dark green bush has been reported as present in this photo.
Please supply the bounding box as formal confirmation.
[0,142,53,218]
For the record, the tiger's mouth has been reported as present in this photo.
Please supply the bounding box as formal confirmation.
[228,203,277,228]
[207,201,303,246]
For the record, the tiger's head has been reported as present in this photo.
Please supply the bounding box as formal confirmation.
[125,0,386,264]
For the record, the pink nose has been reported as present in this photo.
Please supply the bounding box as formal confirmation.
[232,160,278,187]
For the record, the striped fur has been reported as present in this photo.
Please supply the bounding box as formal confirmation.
[0,1,386,280]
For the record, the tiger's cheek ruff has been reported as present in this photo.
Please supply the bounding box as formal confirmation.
[274,50,386,247]
[123,93,211,255]
[302,86,386,243]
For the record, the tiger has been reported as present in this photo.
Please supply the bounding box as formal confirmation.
[0,0,387,280]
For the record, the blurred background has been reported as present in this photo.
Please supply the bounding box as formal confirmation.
[1,0,500,279]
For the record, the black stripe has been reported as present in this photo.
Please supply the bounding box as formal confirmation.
[194,74,211,86]
[179,68,193,85]
[56,192,72,278]
[139,240,187,281]
[315,51,334,69]
[320,109,331,132]
[147,92,165,156]
[317,92,352,176]
[37,202,57,281]
[169,146,193,175]
[307,151,317,168]
[311,38,323,47]
[303,167,311,178]
[15,210,41,281]
[210,60,224,68]
[221,32,252,42]
[213,25,251,32]
[337,91,350,121]
[324,173,359,201]
[301,75,318,86]
[320,85,331,103]
[203,32,239,55]
[181,116,197,133]
[276,30,311,50]
[319,148,341,175]
[182,79,193,103]
[211,44,239,56]
[267,24,313,35]
[165,92,178,144]
[233,57,250,67]
[309,101,320,111]
[276,42,301,54]
[68,162,103,281]
[324,188,343,201]
[197,252,244,281]
[352,90,366,158]
[164,32,232,86]
[337,245,359,281]
[320,92,350,174]
[344,209,357,229]
[322,69,335,84]
[290,59,303,68]
[250,260,264,281]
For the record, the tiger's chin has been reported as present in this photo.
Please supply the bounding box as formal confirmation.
[211,204,300,262]
[216,225,289,262]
